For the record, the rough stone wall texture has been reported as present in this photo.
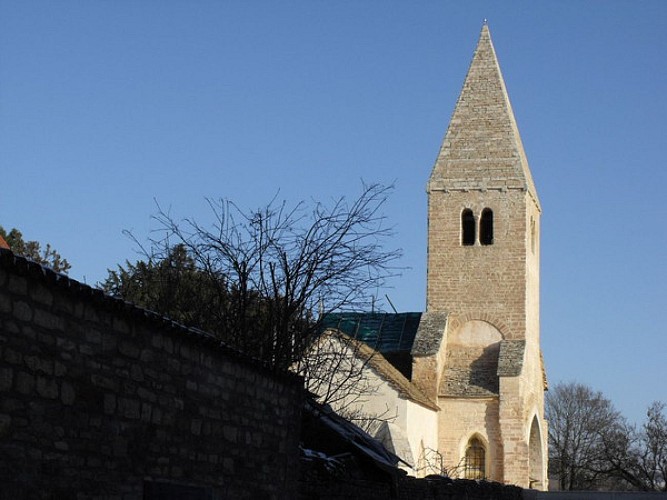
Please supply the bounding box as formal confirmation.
[0,251,303,500]
[426,190,531,339]
[397,478,523,500]
[437,398,503,481]
[300,476,523,500]
[423,25,547,489]
[440,344,500,397]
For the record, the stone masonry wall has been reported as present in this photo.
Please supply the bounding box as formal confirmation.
[0,250,303,500]
[300,476,524,500]
[426,189,529,340]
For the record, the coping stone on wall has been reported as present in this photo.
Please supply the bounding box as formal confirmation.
[0,248,300,385]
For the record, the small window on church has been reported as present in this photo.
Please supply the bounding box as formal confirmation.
[461,209,475,246]
[464,437,486,480]
[480,208,493,245]
[530,217,536,254]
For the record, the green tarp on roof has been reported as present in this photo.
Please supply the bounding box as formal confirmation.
[321,312,422,353]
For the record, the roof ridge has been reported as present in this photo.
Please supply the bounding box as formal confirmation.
[323,329,439,411]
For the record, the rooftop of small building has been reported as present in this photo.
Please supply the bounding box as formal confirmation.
[321,312,422,354]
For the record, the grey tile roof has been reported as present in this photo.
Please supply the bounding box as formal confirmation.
[497,340,526,377]
[320,330,439,411]
[411,311,448,356]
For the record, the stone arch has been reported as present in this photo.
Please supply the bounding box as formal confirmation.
[448,313,511,339]
[449,319,504,346]
[459,432,489,480]
[441,319,504,396]
[528,415,545,490]
[480,208,494,245]
[461,208,476,246]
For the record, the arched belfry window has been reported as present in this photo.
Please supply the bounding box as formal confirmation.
[464,437,486,480]
[480,208,494,245]
[461,209,475,246]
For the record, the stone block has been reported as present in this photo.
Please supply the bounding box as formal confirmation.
[8,274,28,295]
[104,393,116,414]
[29,284,53,306]
[0,413,10,437]
[15,371,35,394]
[102,332,118,352]
[4,347,22,365]
[0,292,11,313]
[151,407,163,425]
[141,403,152,423]
[113,437,128,457]
[223,425,238,443]
[113,317,131,334]
[119,397,140,419]
[13,301,33,322]
[53,294,74,314]
[56,337,77,352]
[24,355,54,375]
[119,341,140,359]
[137,387,157,403]
[0,367,13,391]
[34,309,64,331]
[83,305,100,322]
[54,361,67,376]
[85,328,102,344]
[61,381,76,405]
[36,376,59,399]
[54,440,69,451]
[37,332,56,346]
[130,364,144,382]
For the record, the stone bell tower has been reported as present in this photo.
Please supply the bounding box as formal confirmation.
[413,24,548,489]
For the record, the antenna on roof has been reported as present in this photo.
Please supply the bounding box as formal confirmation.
[385,294,398,314]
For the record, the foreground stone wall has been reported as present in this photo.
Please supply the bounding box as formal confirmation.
[299,476,523,500]
[0,250,303,500]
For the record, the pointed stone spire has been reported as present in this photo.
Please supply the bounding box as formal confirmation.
[429,24,539,205]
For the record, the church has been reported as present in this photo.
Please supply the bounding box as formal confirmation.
[319,24,548,490]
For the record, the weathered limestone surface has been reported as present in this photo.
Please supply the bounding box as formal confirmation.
[419,24,548,489]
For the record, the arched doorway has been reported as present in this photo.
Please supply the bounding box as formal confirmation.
[528,416,544,489]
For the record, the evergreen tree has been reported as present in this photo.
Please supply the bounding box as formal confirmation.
[0,225,71,274]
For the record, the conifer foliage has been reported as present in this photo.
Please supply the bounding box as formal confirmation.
[0,225,71,274]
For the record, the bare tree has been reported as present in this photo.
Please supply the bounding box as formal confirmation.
[545,381,624,490]
[107,183,401,373]
[297,329,397,430]
[547,382,667,492]
[598,402,667,491]
[635,402,667,491]
[413,447,466,478]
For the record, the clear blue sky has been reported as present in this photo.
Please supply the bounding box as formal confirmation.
[2,1,665,424]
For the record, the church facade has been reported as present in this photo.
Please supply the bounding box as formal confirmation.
[320,24,548,490]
